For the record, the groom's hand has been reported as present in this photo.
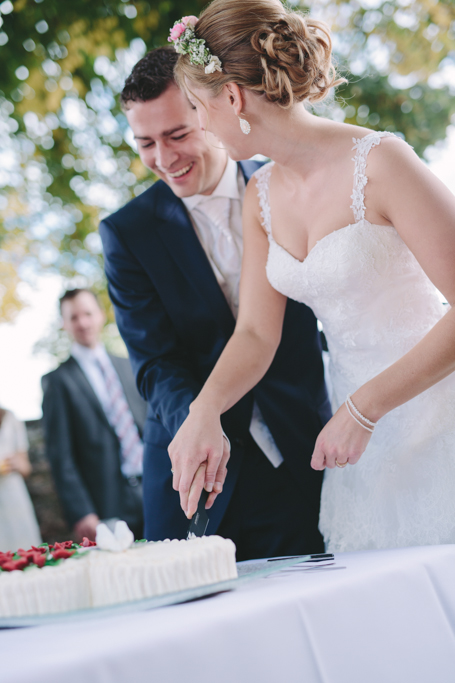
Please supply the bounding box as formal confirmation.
[168,407,231,519]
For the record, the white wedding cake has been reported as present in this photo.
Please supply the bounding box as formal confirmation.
[0,526,237,618]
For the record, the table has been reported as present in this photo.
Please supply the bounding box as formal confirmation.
[2,545,455,683]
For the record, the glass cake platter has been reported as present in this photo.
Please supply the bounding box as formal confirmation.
[0,555,312,629]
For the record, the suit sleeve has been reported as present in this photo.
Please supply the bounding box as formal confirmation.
[41,374,97,527]
[99,217,202,440]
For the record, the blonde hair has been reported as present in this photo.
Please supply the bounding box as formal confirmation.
[174,0,345,108]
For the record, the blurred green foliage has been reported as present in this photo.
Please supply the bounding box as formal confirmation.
[328,0,455,151]
[0,0,207,323]
[0,0,454,324]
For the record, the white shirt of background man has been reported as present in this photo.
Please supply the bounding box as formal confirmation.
[71,342,118,418]
[182,157,284,468]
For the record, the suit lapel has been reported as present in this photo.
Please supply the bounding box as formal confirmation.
[154,184,235,338]
[109,355,140,427]
[66,357,112,431]
[238,159,264,183]
[153,161,263,339]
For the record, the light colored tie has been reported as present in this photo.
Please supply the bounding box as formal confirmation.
[199,196,232,242]
[195,196,242,314]
[95,355,143,478]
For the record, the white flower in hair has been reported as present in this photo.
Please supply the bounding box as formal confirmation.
[205,56,223,74]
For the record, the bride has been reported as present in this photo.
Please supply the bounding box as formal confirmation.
[167,0,455,551]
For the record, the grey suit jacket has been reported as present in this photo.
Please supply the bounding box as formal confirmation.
[41,354,147,530]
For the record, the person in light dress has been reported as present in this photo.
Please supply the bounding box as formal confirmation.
[0,408,41,551]
[167,0,455,552]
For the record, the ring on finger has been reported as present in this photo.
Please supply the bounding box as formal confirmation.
[335,459,348,469]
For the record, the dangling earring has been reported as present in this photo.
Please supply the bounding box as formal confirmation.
[238,114,251,135]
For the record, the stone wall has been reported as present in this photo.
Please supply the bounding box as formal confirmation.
[25,419,71,544]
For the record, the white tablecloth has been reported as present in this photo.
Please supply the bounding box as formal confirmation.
[2,544,455,683]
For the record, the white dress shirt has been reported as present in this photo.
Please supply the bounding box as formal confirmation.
[182,158,284,467]
[71,342,117,417]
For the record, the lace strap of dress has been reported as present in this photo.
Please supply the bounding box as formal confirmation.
[350,131,397,222]
[253,161,274,236]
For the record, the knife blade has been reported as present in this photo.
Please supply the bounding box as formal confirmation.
[186,488,209,539]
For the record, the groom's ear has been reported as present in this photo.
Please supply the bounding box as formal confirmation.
[225,83,245,117]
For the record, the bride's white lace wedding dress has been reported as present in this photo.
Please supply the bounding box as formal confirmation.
[255,131,455,552]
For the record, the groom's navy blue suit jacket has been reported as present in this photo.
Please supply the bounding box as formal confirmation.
[100,160,332,541]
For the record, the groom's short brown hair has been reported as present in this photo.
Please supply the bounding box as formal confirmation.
[120,47,178,108]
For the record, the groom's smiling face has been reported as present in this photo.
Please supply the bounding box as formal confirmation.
[125,84,227,198]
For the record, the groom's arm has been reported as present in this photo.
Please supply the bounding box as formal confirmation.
[99,216,202,440]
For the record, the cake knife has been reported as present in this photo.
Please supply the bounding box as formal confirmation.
[187,489,209,539]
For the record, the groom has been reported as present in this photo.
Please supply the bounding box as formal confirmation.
[99,47,331,560]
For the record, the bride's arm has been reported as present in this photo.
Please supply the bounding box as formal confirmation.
[169,178,287,517]
[312,137,455,470]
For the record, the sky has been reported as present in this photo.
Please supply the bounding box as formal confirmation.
[0,274,62,420]
[1,127,455,422]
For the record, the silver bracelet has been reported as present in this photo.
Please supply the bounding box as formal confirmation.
[345,397,375,433]
[222,431,231,451]
[346,393,377,428]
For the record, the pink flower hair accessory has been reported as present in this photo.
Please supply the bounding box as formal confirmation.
[168,15,222,74]
[182,16,198,27]
[169,22,186,42]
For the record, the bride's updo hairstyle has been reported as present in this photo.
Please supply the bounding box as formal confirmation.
[174,0,344,108]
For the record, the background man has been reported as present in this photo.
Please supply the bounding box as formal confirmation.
[41,289,147,541]
[99,47,331,561]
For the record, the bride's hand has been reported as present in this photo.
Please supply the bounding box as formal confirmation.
[311,403,373,470]
[168,404,230,518]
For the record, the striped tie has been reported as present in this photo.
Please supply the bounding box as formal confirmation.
[95,355,143,478]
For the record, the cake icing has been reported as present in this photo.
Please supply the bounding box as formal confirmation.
[90,536,237,607]
[0,558,90,617]
[0,534,237,618]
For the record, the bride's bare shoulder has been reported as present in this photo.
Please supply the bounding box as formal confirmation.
[325,122,420,182]
[359,131,422,181]
[328,121,407,151]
